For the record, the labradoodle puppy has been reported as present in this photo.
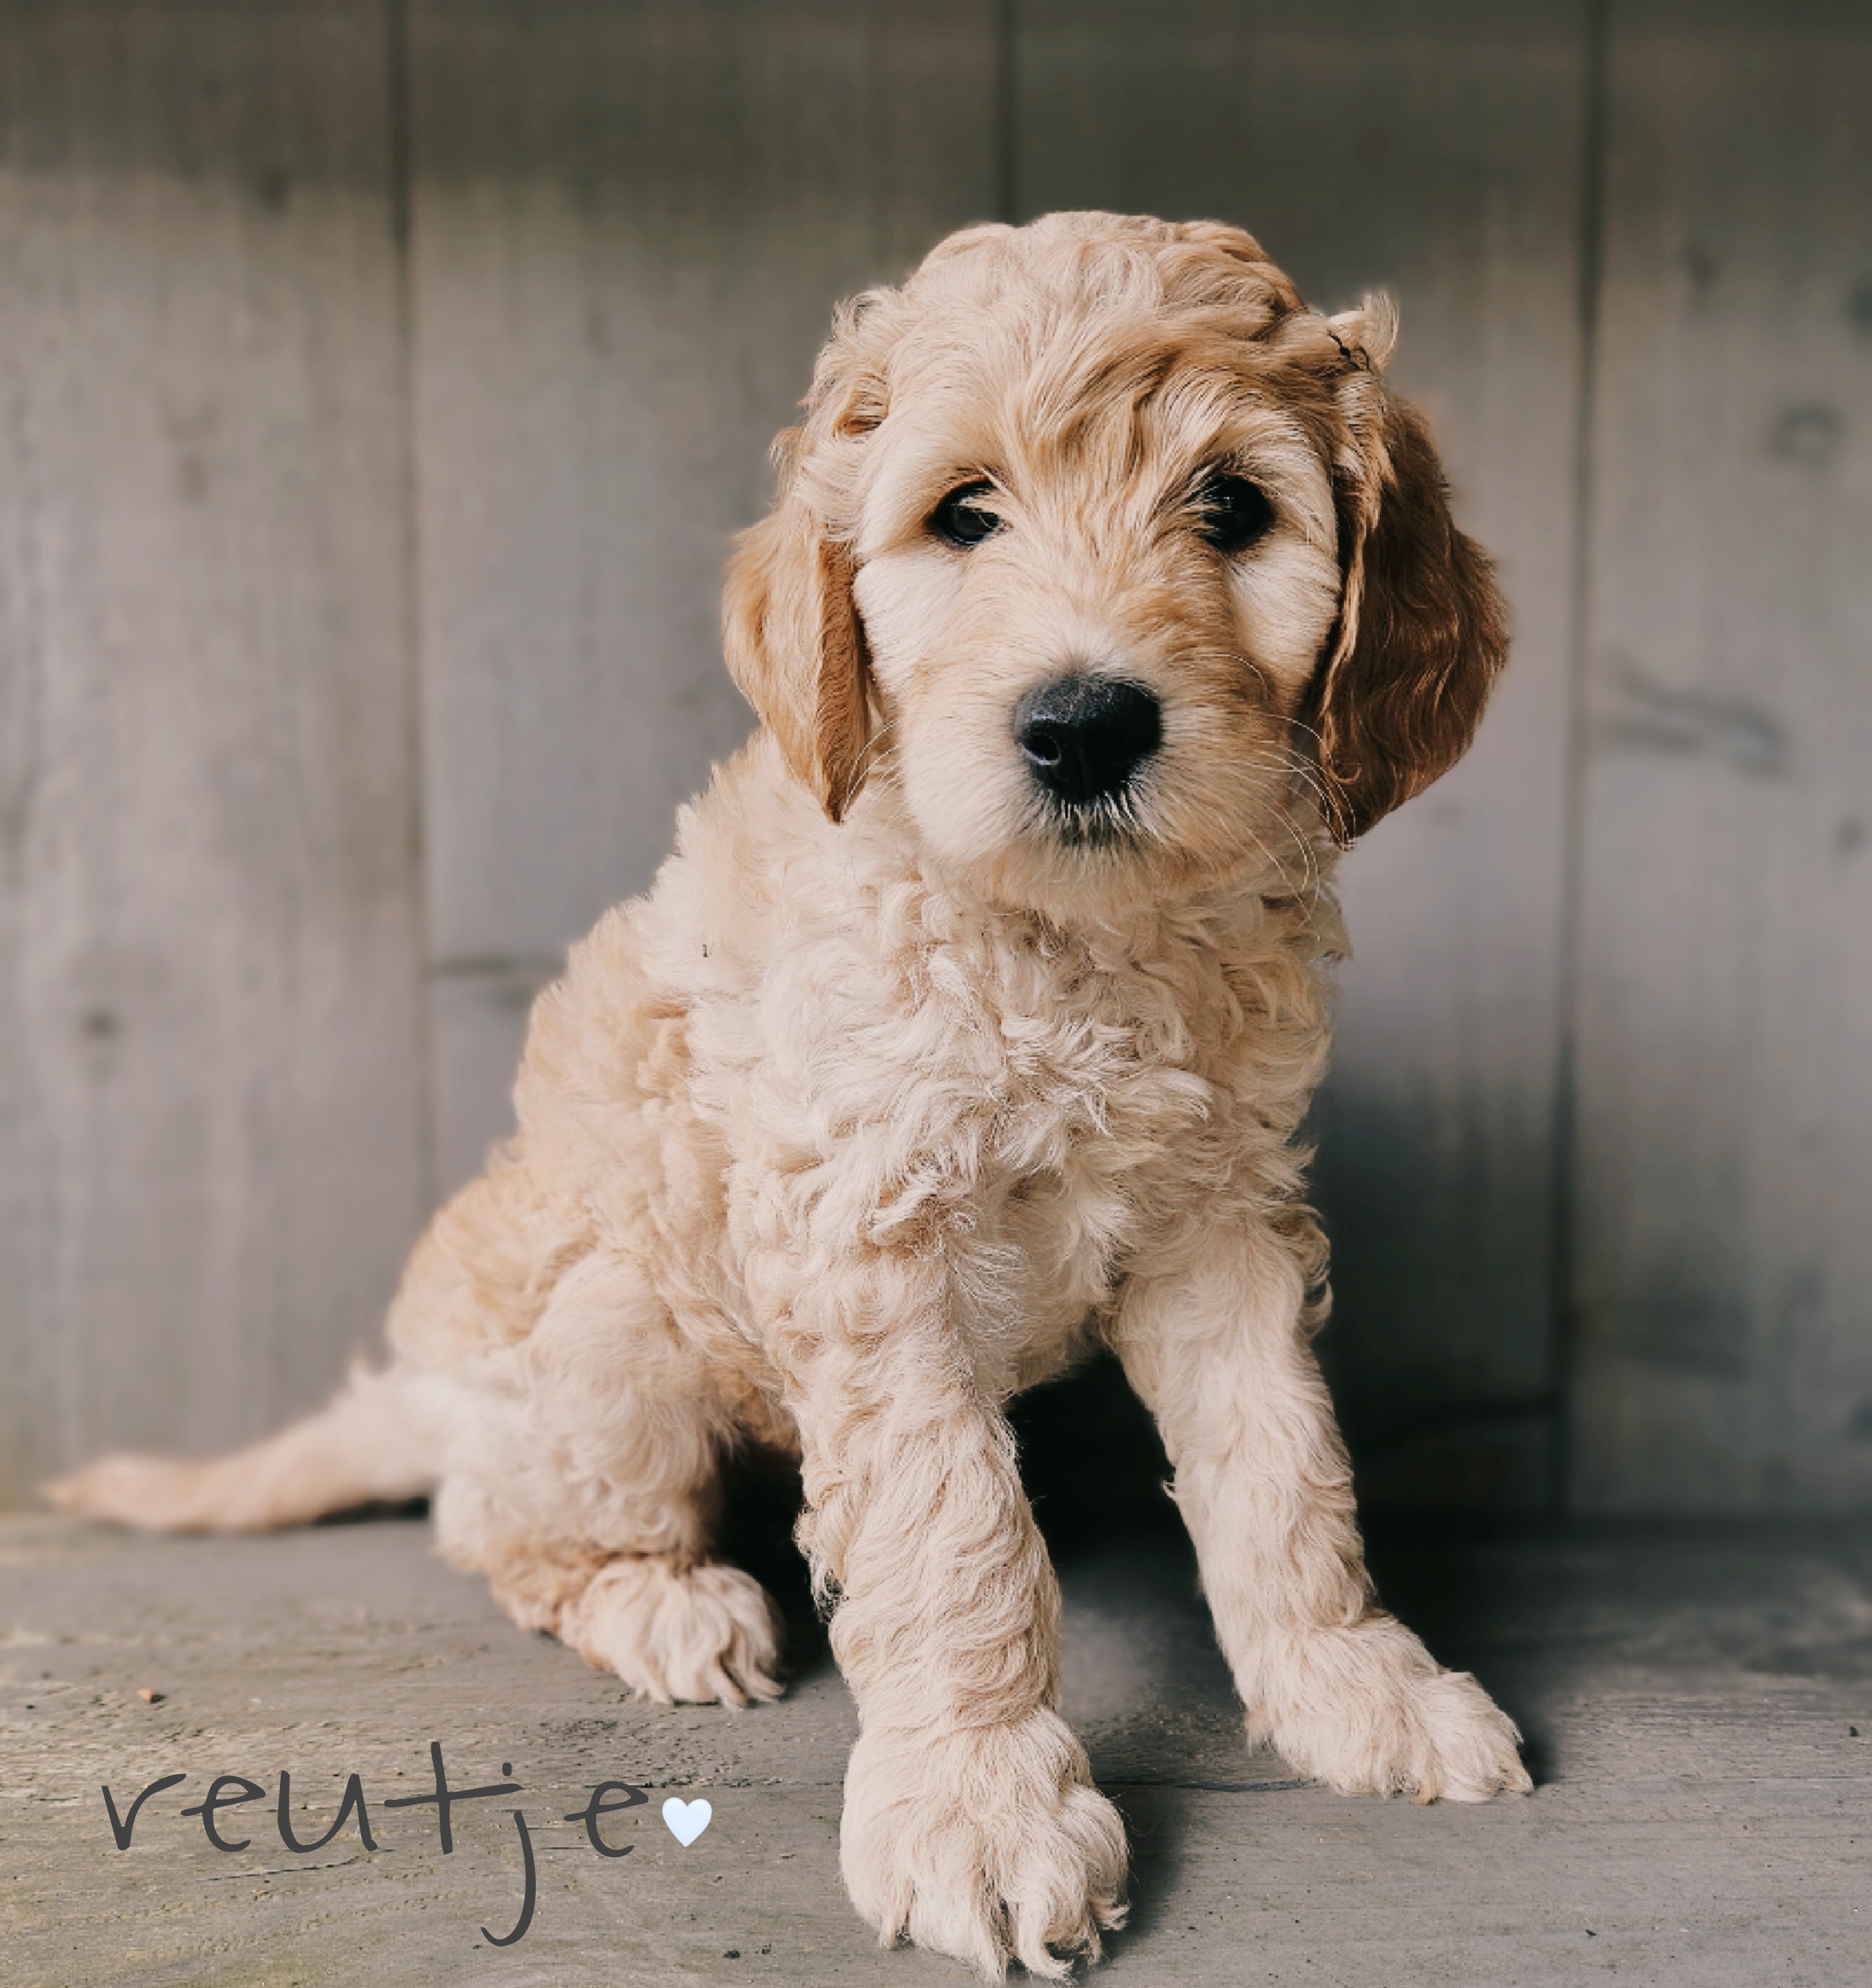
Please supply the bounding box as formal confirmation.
[53,211,1531,1978]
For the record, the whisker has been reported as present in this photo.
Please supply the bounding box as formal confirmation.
[1242,822,1306,899]
[1236,750,1334,806]
[1232,752,1338,823]
[848,717,900,787]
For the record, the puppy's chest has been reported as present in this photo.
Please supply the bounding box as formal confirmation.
[725,897,1318,1335]
[924,931,1252,1259]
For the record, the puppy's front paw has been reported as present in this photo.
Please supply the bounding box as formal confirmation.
[1257,1614,1532,1803]
[841,1711,1128,1980]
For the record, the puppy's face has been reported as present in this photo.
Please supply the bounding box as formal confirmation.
[725,213,1506,916]
[849,319,1344,910]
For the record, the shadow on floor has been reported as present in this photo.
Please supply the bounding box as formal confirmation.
[1010,1353,1564,1778]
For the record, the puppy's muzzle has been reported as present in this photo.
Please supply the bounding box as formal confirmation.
[1014,676,1161,806]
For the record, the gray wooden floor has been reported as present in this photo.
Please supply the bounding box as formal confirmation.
[4,1510,1870,1986]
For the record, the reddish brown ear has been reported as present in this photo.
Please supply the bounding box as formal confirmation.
[722,474,873,823]
[1309,385,1508,844]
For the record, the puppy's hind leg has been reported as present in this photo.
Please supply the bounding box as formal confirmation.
[435,1251,786,1707]
[44,1361,439,1533]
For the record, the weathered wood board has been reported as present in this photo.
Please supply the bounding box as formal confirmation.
[1568,0,1872,1510]
[0,1,431,1499]
[404,0,1001,1188]
[1016,0,1590,1507]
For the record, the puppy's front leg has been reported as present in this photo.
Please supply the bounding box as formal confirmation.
[774,1254,1126,1980]
[1112,1214,1531,1803]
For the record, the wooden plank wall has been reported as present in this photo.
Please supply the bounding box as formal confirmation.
[1569,0,1872,1510]
[0,1,1865,1515]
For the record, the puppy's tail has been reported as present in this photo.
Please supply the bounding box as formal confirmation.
[43,1360,440,1533]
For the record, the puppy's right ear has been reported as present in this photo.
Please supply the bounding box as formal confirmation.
[722,443,874,825]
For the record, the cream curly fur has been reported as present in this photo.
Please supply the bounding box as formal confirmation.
[51,211,1531,1978]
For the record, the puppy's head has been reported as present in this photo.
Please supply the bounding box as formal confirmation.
[724,211,1505,912]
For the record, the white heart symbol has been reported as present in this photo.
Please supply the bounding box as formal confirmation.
[662,1796,712,1846]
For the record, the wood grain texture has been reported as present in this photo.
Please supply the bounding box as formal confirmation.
[0,2,429,1499]
[1569,0,1872,1510]
[404,0,1000,1188]
[1016,0,1590,1507]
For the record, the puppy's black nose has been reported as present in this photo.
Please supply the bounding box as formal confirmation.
[1014,676,1162,804]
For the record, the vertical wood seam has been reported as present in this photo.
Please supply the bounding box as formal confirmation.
[995,0,1020,223]
[1551,0,1614,1516]
[385,0,439,1221]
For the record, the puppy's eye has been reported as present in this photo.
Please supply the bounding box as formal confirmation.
[1196,473,1276,555]
[929,480,1003,548]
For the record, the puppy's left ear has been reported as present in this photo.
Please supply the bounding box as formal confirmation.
[722,450,874,825]
[1308,304,1508,845]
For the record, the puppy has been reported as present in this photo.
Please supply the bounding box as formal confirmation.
[53,211,1531,1979]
